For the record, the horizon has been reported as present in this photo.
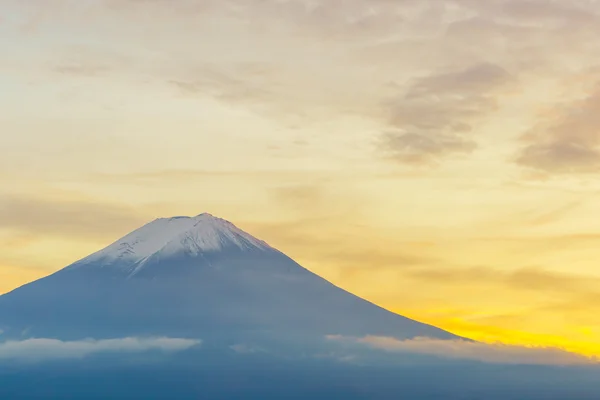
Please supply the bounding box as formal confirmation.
[2,0,600,373]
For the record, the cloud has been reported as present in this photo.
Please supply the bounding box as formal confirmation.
[266,182,370,220]
[382,132,476,165]
[49,48,127,80]
[269,184,327,211]
[0,194,148,240]
[10,0,600,174]
[516,87,600,174]
[406,266,599,294]
[403,265,600,326]
[89,169,331,185]
[327,335,598,366]
[382,63,511,165]
[245,217,435,274]
[0,337,200,362]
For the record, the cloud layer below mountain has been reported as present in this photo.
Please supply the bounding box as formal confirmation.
[327,335,599,366]
[0,337,201,362]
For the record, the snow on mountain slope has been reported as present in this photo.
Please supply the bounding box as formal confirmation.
[78,213,273,265]
[0,213,461,345]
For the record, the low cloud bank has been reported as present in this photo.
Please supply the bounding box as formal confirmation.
[0,337,201,361]
[326,335,598,366]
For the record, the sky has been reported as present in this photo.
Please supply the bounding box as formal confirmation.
[1,0,600,357]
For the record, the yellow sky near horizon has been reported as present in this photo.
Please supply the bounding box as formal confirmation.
[2,0,600,357]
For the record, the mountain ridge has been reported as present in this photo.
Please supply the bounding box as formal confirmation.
[0,213,461,346]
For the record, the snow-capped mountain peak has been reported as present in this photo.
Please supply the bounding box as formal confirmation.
[78,213,273,266]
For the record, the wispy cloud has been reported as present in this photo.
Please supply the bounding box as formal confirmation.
[517,86,600,175]
[0,194,148,240]
[0,337,201,362]
[406,266,600,294]
[382,63,511,165]
[327,335,598,366]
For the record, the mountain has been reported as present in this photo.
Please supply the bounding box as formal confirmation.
[0,213,459,346]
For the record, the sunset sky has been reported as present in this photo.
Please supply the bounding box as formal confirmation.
[2,0,600,356]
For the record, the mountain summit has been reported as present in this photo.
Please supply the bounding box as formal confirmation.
[73,213,274,278]
[0,213,459,345]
